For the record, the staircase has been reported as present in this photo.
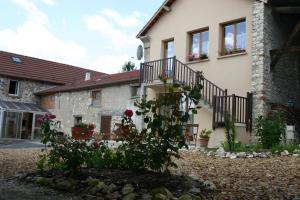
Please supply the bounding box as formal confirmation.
[140,56,253,131]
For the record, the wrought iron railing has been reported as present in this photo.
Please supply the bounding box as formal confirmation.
[140,56,253,131]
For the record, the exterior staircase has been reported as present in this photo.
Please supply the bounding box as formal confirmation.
[140,56,253,132]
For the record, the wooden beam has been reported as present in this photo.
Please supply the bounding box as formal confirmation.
[270,46,300,56]
[273,7,300,14]
[270,21,300,71]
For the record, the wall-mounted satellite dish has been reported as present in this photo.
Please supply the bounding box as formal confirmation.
[136,45,143,61]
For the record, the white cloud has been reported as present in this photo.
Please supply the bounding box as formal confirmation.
[101,9,141,27]
[41,0,55,5]
[0,0,87,67]
[12,0,48,24]
[85,14,139,49]
[91,54,132,74]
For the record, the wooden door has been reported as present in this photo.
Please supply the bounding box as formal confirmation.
[100,116,111,139]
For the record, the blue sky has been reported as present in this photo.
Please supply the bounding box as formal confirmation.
[0,0,164,73]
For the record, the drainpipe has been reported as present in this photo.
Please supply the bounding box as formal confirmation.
[0,108,3,138]
[140,83,146,130]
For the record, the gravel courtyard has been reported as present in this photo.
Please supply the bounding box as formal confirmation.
[0,148,299,199]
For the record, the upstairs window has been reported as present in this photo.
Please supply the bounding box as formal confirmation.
[91,90,101,107]
[8,80,19,96]
[188,29,209,61]
[131,86,140,98]
[221,19,246,55]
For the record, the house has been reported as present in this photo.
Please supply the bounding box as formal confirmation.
[0,50,106,139]
[36,70,141,136]
[137,0,300,146]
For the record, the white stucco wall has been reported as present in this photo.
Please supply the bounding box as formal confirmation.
[141,0,254,146]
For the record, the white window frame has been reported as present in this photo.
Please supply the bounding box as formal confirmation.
[8,80,20,96]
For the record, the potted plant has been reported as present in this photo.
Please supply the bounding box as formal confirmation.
[200,53,208,60]
[71,123,95,140]
[198,129,212,148]
[188,53,200,61]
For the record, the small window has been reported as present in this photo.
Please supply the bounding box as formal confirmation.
[91,90,101,106]
[131,86,140,98]
[221,19,246,55]
[188,29,209,61]
[11,56,22,63]
[8,80,19,96]
[74,116,82,126]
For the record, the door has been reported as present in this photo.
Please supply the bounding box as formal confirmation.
[101,116,112,139]
[163,39,174,78]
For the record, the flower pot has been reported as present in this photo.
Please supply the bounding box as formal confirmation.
[71,127,93,140]
[199,137,209,148]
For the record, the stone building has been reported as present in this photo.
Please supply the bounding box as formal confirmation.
[0,51,104,139]
[137,0,300,146]
[36,70,141,136]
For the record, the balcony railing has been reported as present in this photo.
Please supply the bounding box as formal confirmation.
[140,56,253,131]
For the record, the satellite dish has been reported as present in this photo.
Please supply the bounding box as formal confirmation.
[136,45,143,61]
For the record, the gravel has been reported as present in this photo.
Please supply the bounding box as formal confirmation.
[0,148,300,199]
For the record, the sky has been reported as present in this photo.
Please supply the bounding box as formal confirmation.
[0,0,164,74]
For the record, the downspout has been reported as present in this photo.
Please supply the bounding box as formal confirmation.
[0,108,3,138]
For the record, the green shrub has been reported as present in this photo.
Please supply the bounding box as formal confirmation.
[254,112,286,149]
[270,144,300,153]
[224,113,236,151]
[118,77,202,172]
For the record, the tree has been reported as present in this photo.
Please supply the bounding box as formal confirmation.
[122,61,136,72]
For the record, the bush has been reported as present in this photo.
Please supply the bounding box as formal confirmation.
[117,77,202,172]
[254,112,286,149]
[38,114,98,176]
[224,113,236,151]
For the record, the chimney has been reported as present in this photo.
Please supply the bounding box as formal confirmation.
[85,71,91,81]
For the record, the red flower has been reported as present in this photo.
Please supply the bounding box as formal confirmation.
[37,117,43,125]
[92,141,99,148]
[45,113,56,120]
[124,109,133,118]
[88,123,96,130]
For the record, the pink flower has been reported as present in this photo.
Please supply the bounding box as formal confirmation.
[124,109,133,118]
[37,117,43,125]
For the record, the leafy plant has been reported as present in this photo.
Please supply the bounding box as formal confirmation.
[224,113,236,152]
[72,123,95,130]
[199,129,212,139]
[117,76,202,172]
[122,61,136,72]
[254,112,286,149]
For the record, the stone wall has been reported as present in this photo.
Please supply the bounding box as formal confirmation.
[0,75,57,104]
[251,1,300,120]
[50,84,141,135]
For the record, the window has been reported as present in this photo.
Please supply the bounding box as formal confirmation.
[91,90,101,107]
[11,56,22,63]
[188,29,209,61]
[74,116,82,126]
[164,39,174,58]
[131,86,140,98]
[221,19,246,55]
[8,80,19,96]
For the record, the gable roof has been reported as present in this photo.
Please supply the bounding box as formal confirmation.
[36,70,140,95]
[137,0,270,38]
[0,51,105,84]
[137,0,176,38]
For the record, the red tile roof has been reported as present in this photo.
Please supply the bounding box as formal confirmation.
[0,51,105,84]
[36,70,140,95]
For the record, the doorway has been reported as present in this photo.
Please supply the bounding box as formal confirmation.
[20,113,33,139]
[101,116,112,139]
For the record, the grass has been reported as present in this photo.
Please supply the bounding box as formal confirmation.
[222,142,300,153]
